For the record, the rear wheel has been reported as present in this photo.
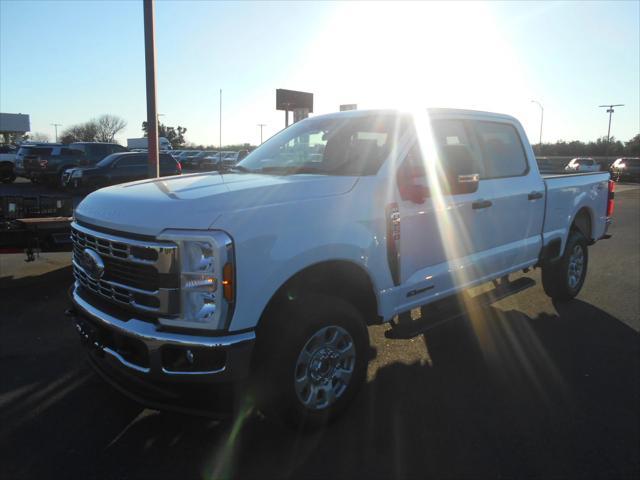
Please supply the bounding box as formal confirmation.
[542,229,589,301]
[255,294,369,429]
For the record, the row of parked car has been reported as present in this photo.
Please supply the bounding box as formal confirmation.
[534,155,639,180]
[0,142,251,192]
[0,142,638,190]
[169,149,249,170]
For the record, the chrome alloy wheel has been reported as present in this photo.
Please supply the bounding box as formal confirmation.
[294,325,356,410]
[567,244,585,289]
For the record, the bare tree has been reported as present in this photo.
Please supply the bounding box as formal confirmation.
[95,114,127,143]
[60,121,99,144]
[29,132,51,142]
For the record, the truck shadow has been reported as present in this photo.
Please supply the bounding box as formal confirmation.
[1,267,638,479]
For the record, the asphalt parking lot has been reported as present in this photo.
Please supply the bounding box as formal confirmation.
[1,182,639,479]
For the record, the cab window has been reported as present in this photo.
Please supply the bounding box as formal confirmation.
[472,121,528,178]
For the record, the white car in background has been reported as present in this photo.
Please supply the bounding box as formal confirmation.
[565,157,601,173]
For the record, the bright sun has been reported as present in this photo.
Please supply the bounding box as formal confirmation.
[293,1,533,117]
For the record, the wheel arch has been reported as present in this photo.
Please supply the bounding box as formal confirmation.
[256,260,381,334]
[571,207,593,242]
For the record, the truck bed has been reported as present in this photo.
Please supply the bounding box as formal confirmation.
[542,171,610,254]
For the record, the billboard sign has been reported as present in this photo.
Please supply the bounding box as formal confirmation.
[0,113,30,133]
[276,89,313,112]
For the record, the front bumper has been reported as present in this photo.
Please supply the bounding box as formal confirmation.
[70,285,256,384]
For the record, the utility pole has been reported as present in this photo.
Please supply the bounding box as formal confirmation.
[530,100,543,146]
[599,104,624,160]
[257,123,266,144]
[143,0,159,178]
[599,104,624,143]
[50,123,62,143]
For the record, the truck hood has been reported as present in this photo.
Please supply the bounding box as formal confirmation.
[75,172,358,236]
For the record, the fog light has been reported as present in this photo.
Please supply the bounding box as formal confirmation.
[185,349,195,364]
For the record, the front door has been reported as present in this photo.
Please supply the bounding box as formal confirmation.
[395,118,490,312]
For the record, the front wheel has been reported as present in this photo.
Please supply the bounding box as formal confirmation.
[542,230,589,301]
[255,294,369,429]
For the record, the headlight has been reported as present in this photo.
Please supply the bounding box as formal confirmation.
[157,230,234,331]
[71,169,83,178]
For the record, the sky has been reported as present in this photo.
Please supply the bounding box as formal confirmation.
[1,0,638,147]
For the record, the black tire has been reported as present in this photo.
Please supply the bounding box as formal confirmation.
[541,229,589,301]
[254,293,369,430]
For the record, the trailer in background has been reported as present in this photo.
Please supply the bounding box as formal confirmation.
[127,137,172,150]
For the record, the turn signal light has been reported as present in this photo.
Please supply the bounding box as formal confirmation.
[222,262,234,303]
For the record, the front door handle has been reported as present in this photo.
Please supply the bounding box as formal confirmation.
[528,191,544,200]
[472,199,493,210]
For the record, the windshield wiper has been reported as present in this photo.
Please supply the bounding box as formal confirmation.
[219,164,253,174]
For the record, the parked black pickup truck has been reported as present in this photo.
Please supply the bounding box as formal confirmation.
[62,151,181,191]
[22,142,127,185]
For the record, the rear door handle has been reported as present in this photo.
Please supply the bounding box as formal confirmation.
[472,199,493,210]
[528,191,544,200]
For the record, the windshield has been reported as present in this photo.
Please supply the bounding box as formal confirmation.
[237,114,399,175]
[96,153,120,167]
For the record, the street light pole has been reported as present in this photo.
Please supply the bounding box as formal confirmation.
[50,123,62,142]
[531,100,543,146]
[143,0,159,178]
[219,89,222,159]
[257,123,266,144]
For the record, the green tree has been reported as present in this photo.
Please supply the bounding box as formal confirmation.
[141,121,187,148]
[624,134,640,155]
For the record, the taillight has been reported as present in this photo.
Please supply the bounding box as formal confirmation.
[177,161,182,173]
[39,158,48,168]
[607,179,615,217]
[386,203,401,285]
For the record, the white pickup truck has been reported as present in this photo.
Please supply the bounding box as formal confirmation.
[69,109,614,427]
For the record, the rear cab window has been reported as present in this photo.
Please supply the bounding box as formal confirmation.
[472,121,528,178]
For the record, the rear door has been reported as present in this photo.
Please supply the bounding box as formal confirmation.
[468,119,545,273]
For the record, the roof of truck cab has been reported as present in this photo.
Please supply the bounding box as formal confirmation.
[308,108,519,124]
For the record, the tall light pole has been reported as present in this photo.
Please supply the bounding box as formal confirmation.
[257,123,266,144]
[599,104,624,143]
[50,123,62,142]
[531,100,543,146]
[143,0,159,178]
[219,89,222,158]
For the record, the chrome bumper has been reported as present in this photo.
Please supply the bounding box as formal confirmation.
[71,285,255,383]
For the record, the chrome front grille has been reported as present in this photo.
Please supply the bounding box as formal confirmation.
[71,222,179,316]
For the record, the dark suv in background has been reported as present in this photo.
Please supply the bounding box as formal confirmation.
[62,151,181,191]
[19,142,126,185]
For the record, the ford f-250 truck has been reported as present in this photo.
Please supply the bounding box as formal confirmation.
[68,109,614,427]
